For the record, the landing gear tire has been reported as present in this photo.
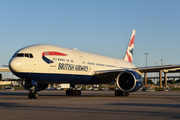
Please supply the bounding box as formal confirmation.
[66,90,81,96]
[78,90,81,96]
[115,90,129,96]
[66,90,72,96]
[28,91,33,99]
[72,90,77,96]
[73,90,81,96]
[33,91,38,99]
[28,91,38,99]
[125,92,129,96]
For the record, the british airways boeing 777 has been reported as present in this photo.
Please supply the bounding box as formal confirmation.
[8,29,180,99]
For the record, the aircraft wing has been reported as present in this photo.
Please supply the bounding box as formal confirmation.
[93,65,180,80]
[134,65,180,73]
[0,68,10,72]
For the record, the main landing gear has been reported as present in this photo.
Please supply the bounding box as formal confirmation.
[66,89,81,96]
[115,90,129,96]
[28,86,38,99]
[66,84,81,96]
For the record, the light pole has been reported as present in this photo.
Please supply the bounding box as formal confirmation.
[161,59,163,65]
[144,53,149,67]
[144,53,148,87]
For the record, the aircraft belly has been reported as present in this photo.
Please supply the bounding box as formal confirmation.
[14,72,105,84]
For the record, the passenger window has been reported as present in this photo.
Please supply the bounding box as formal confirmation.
[88,62,95,65]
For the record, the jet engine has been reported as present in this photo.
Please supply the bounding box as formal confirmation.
[116,70,143,92]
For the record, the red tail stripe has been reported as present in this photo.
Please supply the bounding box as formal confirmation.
[129,35,135,47]
[126,52,132,63]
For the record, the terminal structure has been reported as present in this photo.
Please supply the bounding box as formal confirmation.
[144,68,180,87]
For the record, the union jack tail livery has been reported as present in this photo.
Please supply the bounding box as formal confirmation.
[124,29,136,63]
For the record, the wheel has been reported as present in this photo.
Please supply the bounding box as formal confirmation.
[66,90,70,96]
[115,90,119,96]
[125,92,129,96]
[120,91,129,96]
[115,90,129,96]
[66,90,73,96]
[33,91,38,99]
[28,91,33,99]
[72,90,81,96]
[122,91,126,96]
[72,90,77,96]
[66,90,81,96]
[77,90,81,96]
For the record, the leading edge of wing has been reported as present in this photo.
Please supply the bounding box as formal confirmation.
[135,64,180,73]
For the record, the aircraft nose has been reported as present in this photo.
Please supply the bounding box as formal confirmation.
[9,58,21,72]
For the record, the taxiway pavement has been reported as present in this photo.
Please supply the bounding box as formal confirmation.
[0,90,180,120]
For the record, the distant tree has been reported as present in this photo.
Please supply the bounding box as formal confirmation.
[168,79,176,84]
[147,79,154,84]
[158,79,177,85]
[176,79,180,83]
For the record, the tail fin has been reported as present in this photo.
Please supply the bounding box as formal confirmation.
[123,29,136,63]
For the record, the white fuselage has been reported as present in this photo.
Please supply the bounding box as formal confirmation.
[10,44,135,74]
[9,44,136,84]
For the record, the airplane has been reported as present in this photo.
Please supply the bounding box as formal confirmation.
[8,29,180,99]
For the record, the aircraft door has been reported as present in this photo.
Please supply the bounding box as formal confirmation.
[74,51,87,74]
[115,62,119,68]
[79,56,85,65]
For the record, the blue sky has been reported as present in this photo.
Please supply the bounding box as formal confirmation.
[1,0,180,68]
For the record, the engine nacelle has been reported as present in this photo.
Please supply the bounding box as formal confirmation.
[116,70,143,92]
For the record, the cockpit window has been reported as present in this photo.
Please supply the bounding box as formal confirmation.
[25,53,29,58]
[16,53,33,58]
[29,54,33,58]
[16,53,24,57]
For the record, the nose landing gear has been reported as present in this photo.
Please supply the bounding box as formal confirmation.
[28,86,39,99]
[28,91,38,99]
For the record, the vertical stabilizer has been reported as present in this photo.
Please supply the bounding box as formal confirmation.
[123,29,136,63]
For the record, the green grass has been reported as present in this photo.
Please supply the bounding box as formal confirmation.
[172,88,180,91]
[155,87,164,91]
[0,85,24,90]
[13,86,24,90]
